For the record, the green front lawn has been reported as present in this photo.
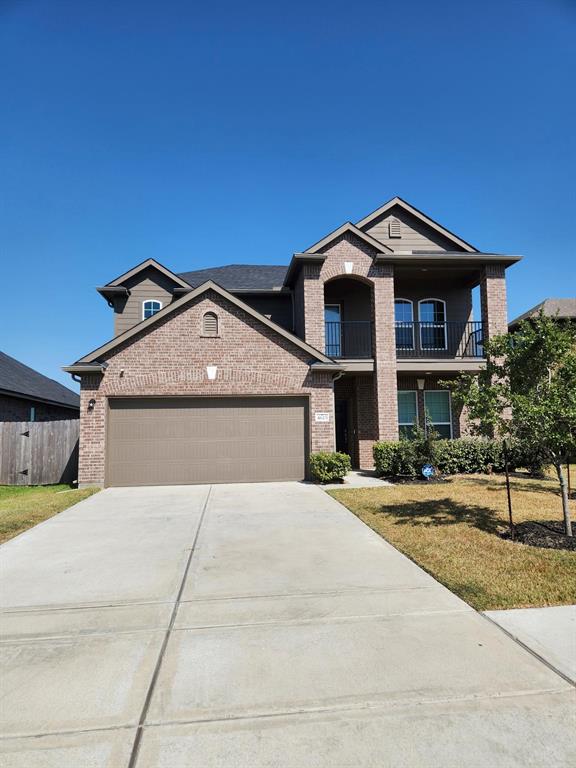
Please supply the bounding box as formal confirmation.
[0,484,100,544]
[329,473,576,611]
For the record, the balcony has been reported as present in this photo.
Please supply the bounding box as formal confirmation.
[324,320,485,360]
[395,321,485,358]
[325,321,373,358]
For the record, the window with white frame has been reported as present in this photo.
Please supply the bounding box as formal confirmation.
[419,299,446,350]
[143,300,162,320]
[397,390,418,439]
[424,390,452,438]
[395,299,414,350]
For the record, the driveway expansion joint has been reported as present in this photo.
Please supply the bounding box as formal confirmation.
[126,485,213,768]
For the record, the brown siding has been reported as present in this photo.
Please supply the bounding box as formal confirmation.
[113,267,181,336]
[394,278,473,324]
[363,208,463,252]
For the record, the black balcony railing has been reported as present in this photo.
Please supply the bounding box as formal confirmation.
[395,321,485,358]
[325,321,373,358]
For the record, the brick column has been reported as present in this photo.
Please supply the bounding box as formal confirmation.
[78,375,106,487]
[372,263,398,441]
[296,263,324,352]
[480,264,508,340]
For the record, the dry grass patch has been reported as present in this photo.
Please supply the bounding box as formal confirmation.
[329,473,576,611]
[0,484,100,544]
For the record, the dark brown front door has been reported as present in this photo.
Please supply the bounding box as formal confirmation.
[335,399,349,455]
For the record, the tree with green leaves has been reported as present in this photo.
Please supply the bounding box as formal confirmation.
[448,313,576,536]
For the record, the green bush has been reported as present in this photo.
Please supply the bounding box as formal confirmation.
[309,451,352,483]
[373,437,517,479]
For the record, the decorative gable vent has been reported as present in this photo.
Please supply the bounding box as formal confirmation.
[388,218,402,238]
[202,312,219,336]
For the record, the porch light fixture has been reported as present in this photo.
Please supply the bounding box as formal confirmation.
[206,365,218,380]
[87,398,96,410]
[344,261,353,274]
[416,378,425,391]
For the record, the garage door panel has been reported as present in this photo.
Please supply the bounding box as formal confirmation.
[106,397,308,486]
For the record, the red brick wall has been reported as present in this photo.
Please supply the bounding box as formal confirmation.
[78,290,335,486]
[480,264,508,340]
[0,394,78,422]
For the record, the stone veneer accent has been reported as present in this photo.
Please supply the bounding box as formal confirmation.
[78,290,335,486]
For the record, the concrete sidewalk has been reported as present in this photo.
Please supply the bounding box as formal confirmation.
[1,483,574,767]
[485,605,576,683]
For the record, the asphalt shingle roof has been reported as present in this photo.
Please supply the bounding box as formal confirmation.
[178,264,289,290]
[0,351,80,409]
[509,298,576,328]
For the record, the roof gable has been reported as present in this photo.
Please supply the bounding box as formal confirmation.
[73,281,336,366]
[107,258,192,289]
[355,197,478,253]
[303,222,394,255]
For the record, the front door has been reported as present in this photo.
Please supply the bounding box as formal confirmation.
[335,399,349,455]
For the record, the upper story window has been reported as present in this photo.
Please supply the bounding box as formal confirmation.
[202,311,219,337]
[394,299,414,349]
[419,299,446,350]
[143,300,162,320]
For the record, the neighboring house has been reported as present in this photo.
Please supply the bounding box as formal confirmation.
[1,351,79,422]
[64,196,521,487]
[508,298,576,331]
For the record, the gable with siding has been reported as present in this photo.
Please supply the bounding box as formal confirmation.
[362,206,464,252]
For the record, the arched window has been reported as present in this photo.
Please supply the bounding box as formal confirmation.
[394,299,414,349]
[142,300,162,320]
[418,299,446,350]
[202,311,219,337]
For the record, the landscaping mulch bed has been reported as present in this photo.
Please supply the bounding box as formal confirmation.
[501,520,576,552]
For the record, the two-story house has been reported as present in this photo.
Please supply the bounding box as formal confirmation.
[64,197,521,487]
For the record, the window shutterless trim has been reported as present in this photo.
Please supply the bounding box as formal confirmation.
[142,300,163,320]
[418,298,447,350]
[394,299,414,350]
[423,389,453,438]
[397,390,418,428]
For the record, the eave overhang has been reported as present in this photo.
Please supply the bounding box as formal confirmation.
[62,363,108,375]
[373,253,522,267]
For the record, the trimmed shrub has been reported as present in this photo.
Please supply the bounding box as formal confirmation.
[374,437,510,479]
[309,451,352,483]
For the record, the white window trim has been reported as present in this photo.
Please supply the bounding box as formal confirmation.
[394,298,414,349]
[142,299,163,320]
[418,298,447,351]
[398,390,418,435]
[423,390,453,438]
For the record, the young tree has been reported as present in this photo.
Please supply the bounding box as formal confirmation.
[449,313,576,536]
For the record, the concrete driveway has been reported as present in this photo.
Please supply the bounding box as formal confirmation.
[1,483,574,767]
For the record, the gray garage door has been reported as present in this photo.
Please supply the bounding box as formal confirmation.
[106,397,308,487]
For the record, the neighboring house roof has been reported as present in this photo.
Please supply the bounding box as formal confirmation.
[509,298,576,330]
[355,196,478,253]
[0,351,80,409]
[65,280,341,371]
[179,264,289,291]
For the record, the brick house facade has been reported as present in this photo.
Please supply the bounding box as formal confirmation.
[64,196,520,487]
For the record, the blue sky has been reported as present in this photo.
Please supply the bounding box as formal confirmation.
[1,0,574,389]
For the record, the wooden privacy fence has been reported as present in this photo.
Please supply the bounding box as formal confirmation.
[0,420,79,485]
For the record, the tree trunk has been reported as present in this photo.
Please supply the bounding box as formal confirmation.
[555,462,573,537]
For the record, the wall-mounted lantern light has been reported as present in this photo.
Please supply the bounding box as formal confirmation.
[416,378,425,391]
[88,398,96,410]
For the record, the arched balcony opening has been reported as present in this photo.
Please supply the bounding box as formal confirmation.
[323,277,373,359]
